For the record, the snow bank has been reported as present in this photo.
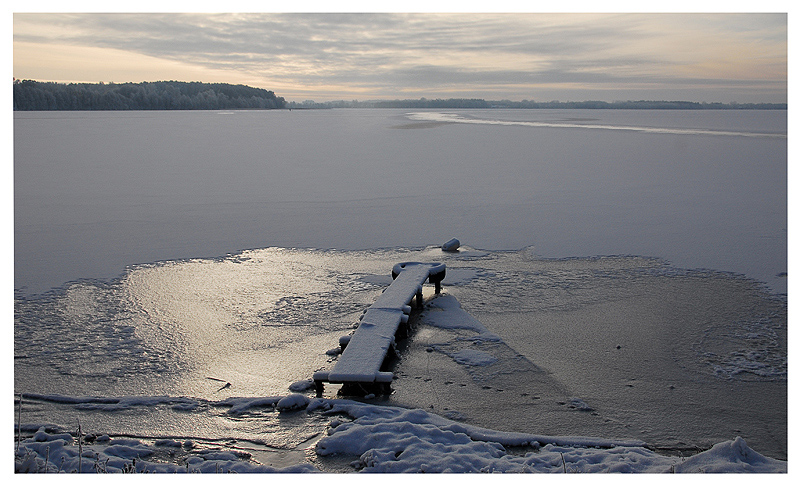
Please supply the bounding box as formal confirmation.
[15,426,317,473]
[315,401,787,473]
[14,396,786,473]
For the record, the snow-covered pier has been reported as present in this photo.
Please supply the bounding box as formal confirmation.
[313,262,446,396]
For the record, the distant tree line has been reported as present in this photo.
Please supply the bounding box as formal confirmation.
[288,97,787,110]
[287,98,492,109]
[14,80,784,111]
[13,80,286,111]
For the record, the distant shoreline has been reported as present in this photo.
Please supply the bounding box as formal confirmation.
[288,99,787,110]
[12,80,786,111]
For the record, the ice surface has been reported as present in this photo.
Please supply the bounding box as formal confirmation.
[216,396,283,415]
[14,246,787,467]
[450,349,499,367]
[14,109,786,295]
[13,108,787,472]
[407,111,788,138]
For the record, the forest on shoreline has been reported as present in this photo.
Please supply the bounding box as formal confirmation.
[13,79,786,111]
[13,80,286,111]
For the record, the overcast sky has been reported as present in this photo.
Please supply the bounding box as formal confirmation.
[12,8,788,103]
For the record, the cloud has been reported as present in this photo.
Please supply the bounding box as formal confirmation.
[12,12,787,102]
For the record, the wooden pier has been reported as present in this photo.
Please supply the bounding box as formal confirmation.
[313,262,445,396]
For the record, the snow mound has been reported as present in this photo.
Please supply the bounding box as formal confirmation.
[673,436,785,473]
[315,401,787,473]
[277,394,310,412]
[289,379,315,392]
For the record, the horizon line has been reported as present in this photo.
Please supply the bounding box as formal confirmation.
[13,79,788,107]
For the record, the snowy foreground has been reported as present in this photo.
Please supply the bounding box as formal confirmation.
[15,396,786,473]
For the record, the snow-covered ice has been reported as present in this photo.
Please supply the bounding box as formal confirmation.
[406,111,788,139]
[450,349,499,367]
[15,424,318,473]
[14,109,786,295]
[315,401,785,473]
[15,397,786,473]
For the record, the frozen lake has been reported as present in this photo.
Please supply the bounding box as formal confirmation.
[13,109,787,470]
[14,108,787,295]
